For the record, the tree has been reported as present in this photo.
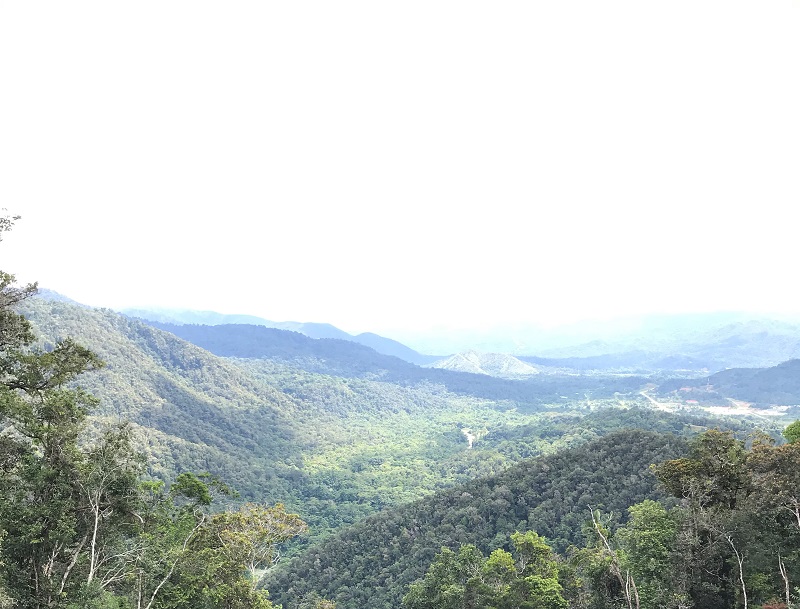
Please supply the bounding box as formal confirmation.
[402,545,485,609]
[295,592,337,609]
[783,421,800,444]
[0,226,128,606]
[650,431,752,609]
[129,479,307,609]
[615,500,686,609]
[746,439,800,607]
[581,508,641,609]
[402,532,567,609]
[649,430,800,609]
[0,215,309,608]
[209,502,307,588]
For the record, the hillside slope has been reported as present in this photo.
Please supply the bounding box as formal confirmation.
[21,298,304,496]
[264,430,686,609]
[24,298,507,537]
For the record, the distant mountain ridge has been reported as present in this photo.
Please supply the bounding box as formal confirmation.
[118,307,800,374]
[120,307,440,365]
[395,313,800,371]
[659,358,800,406]
[141,321,645,407]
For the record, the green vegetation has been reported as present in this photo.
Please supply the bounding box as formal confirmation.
[785,420,800,443]
[266,427,800,609]
[403,532,567,609]
[0,216,318,608]
[263,430,686,608]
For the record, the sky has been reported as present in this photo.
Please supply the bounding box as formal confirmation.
[1,1,798,339]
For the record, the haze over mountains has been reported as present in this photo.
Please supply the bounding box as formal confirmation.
[113,298,800,414]
[394,311,800,357]
[120,304,800,374]
[4,0,797,603]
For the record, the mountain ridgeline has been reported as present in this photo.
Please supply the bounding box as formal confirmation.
[133,320,647,407]
[659,358,800,407]
[122,308,440,365]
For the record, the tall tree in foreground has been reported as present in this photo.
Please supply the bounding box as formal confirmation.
[652,429,800,609]
[0,211,142,607]
[0,214,312,608]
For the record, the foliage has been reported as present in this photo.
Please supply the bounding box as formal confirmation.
[0,250,139,607]
[648,430,800,609]
[402,531,568,609]
[0,225,307,608]
[784,420,800,444]
[264,431,685,609]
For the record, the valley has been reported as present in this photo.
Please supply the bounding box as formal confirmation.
[3,284,800,608]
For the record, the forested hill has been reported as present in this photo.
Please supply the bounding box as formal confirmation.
[19,297,304,499]
[263,430,686,609]
[143,321,423,373]
[138,321,647,408]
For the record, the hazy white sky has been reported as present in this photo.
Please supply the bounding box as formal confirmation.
[1,1,798,337]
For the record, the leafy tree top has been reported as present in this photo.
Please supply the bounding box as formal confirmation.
[783,420,800,444]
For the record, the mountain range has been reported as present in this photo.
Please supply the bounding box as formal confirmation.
[126,320,643,407]
[121,306,800,373]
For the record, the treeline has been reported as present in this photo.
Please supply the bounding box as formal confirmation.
[480,407,765,462]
